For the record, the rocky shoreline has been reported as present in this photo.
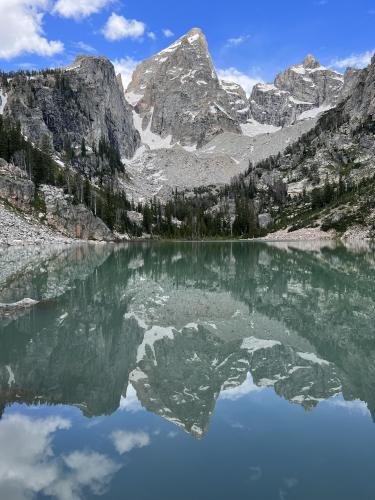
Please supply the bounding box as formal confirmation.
[260,225,373,242]
[0,201,74,247]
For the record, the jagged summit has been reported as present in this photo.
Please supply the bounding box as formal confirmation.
[302,54,321,69]
[180,27,206,43]
[250,53,344,126]
[125,28,240,149]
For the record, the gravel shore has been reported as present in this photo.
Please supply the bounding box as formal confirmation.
[259,226,336,241]
[0,201,72,246]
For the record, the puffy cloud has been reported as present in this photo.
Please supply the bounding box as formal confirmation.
[0,0,64,60]
[147,32,156,40]
[111,430,150,455]
[48,451,120,499]
[163,29,174,38]
[217,67,263,96]
[102,13,145,41]
[53,0,113,20]
[330,50,374,69]
[0,413,119,500]
[112,57,139,89]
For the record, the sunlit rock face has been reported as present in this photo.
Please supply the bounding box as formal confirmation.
[126,28,241,149]
[1,242,375,436]
[250,55,344,126]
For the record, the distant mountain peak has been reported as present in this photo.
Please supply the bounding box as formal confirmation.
[157,27,209,58]
[302,54,320,69]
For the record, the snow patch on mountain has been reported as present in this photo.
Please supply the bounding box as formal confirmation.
[132,110,173,150]
[0,88,7,115]
[241,120,281,137]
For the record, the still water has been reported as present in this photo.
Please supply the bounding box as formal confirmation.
[0,241,375,500]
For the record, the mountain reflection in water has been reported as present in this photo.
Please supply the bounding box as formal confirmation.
[0,241,375,500]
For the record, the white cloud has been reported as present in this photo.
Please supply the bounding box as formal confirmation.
[330,50,374,69]
[163,29,174,38]
[217,67,263,96]
[226,35,250,47]
[53,0,114,20]
[75,41,97,53]
[0,0,64,60]
[0,413,120,500]
[118,384,143,412]
[111,430,150,455]
[112,57,139,89]
[147,32,156,40]
[102,12,145,41]
[167,431,178,439]
[324,395,370,416]
[220,373,263,400]
[48,451,120,499]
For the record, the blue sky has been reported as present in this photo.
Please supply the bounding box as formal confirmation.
[0,0,374,93]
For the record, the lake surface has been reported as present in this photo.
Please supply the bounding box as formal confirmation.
[1,240,375,500]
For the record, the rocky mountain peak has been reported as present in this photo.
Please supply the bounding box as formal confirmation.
[179,27,207,47]
[250,53,344,127]
[302,54,320,69]
[125,28,240,149]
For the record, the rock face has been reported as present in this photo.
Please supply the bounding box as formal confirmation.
[250,55,344,126]
[40,185,115,241]
[340,67,362,100]
[341,54,375,119]
[220,80,250,123]
[0,160,115,243]
[4,55,140,159]
[256,54,375,235]
[0,159,34,209]
[126,28,241,149]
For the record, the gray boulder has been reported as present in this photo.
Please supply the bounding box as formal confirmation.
[40,185,115,241]
[0,159,34,209]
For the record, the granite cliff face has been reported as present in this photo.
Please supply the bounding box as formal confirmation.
[3,55,140,159]
[126,28,241,149]
[250,55,344,126]
[40,185,115,241]
[220,80,251,123]
[0,158,34,210]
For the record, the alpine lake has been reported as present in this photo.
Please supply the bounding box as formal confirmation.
[1,240,375,500]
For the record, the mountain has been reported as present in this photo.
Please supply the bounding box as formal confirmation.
[2,55,139,162]
[250,54,344,126]
[126,28,241,149]
[0,28,374,241]
[247,53,375,237]
[220,80,251,123]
